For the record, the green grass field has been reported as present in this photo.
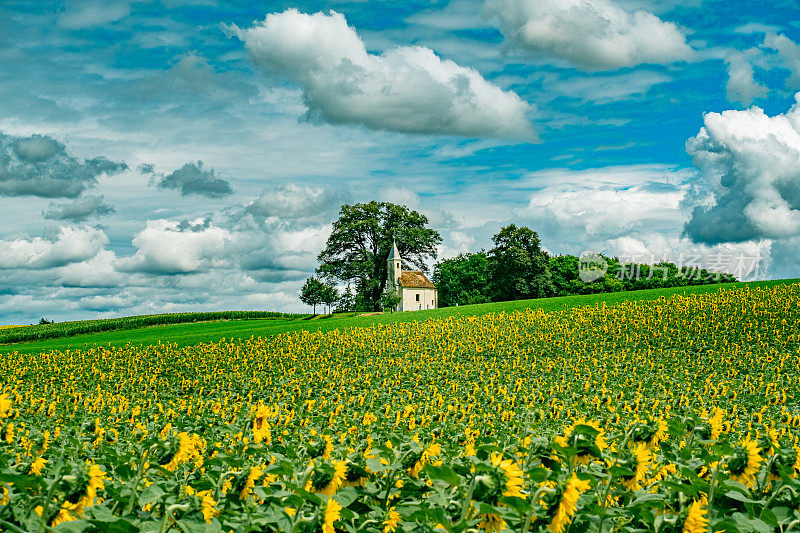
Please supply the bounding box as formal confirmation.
[2,278,797,355]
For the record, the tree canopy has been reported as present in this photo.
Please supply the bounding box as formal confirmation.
[432,251,491,307]
[299,277,325,314]
[487,224,554,301]
[316,201,441,310]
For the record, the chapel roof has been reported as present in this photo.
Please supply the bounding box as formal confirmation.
[399,270,436,289]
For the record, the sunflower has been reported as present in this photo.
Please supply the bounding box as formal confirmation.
[49,462,107,526]
[163,432,203,472]
[409,442,442,478]
[82,463,107,508]
[727,436,763,488]
[239,465,265,500]
[708,409,725,441]
[0,394,11,418]
[30,456,48,476]
[307,459,348,496]
[51,508,77,527]
[478,512,507,532]
[196,490,219,523]
[682,497,708,533]
[555,418,608,465]
[546,474,591,533]
[252,405,271,444]
[620,443,652,491]
[631,417,668,448]
[323,497,342,533]
[383,507,401,533]
[490,452,525,498]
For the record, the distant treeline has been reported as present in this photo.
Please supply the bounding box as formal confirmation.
[0,311,304,345]
[432,225,736,308]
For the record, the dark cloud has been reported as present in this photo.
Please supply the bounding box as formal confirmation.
[14,135,61,162]
[0,132,127,198]
[43,195,115,222]
[156,161,233,198]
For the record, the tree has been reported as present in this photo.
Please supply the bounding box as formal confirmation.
[432,252,490,307]
[487,224,554,302]
[549,254,581,296]
[336,285,355,313]
[320,284,339,315]
[317,201,441,311]
[379,292,402,312]
[299,277,325,314]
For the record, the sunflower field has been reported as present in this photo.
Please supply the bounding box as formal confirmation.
[1,283,799,532]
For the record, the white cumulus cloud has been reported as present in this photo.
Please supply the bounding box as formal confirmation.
[684,95,800,244]
[0,226,108,269]
[764,33,800,89]
[484,0,693,70]
[725,51,768,106]
[235,9,534,138]
[117,219,234,274]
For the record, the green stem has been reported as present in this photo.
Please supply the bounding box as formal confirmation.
[37,462,63,533]
[0,519,30,533]
[764,484,796,510]
[159,503,189,533]
[522,486,554,533]
[707,461,722,509]
[123,447,152,515]
[381,451,411,511]
[597,426,635,511]
[459,478,476,522]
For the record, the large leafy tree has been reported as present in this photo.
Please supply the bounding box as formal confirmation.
[487,224,554,301]
[317,201,441,310]
[432,251,491,307]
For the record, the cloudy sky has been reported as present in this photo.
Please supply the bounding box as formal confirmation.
[1,0,800,324]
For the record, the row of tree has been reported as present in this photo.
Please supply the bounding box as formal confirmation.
[300,276,402,315]
[433,229,738,307]
[300,200,737,313]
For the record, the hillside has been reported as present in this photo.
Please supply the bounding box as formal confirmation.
[3,278,797,355]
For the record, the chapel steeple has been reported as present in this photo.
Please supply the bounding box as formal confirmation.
[388,239,401,291]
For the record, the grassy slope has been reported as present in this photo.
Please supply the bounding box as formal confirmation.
[3,278,797,355]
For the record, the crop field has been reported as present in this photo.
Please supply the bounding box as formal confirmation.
[2,279,795,356]
[1,283,799,532]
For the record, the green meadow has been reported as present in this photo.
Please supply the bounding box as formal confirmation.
[2,278,796,355]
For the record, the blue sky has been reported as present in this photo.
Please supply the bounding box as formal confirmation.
[1,0,800,323]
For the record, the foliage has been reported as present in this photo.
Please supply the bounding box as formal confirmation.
[300,277,326,314]
[0,311,299,345]
[378,292,402,312]
[336,286,356,313]
[320,284,339,314]
[432,235,739,307]
[0,284,799,531]
[549,254,739,296]
[37,318,54,325]
[316,202,441,311]
[433,251,491,307]
[487,224,554,302]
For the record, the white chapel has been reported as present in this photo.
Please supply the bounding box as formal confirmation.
[386,240,438,312]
